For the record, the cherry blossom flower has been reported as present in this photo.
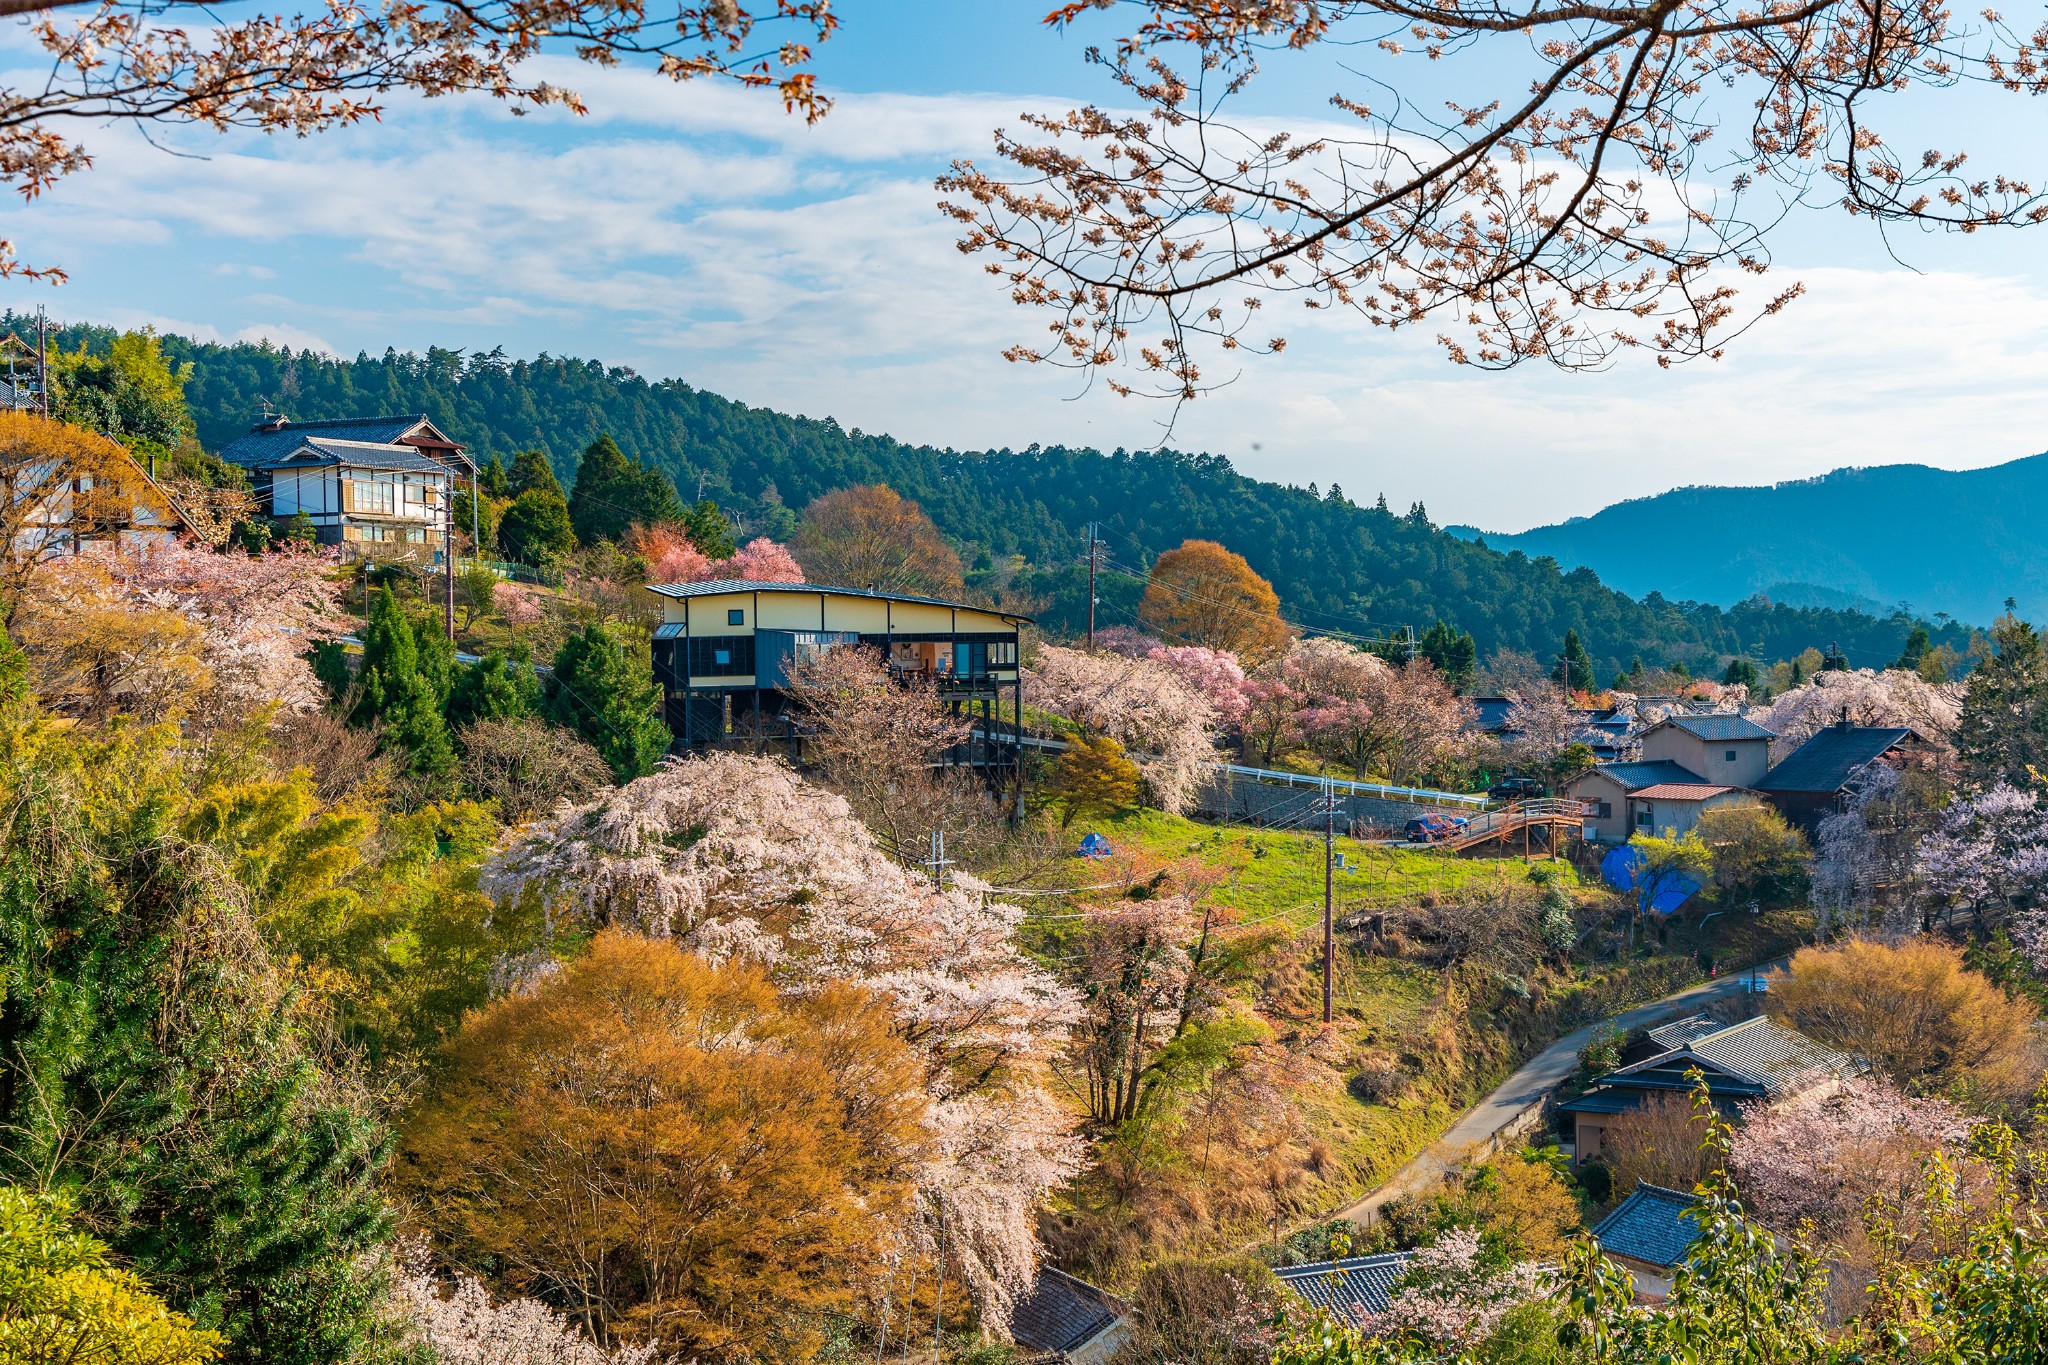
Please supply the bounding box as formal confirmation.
[1025,645,1217,814]
[1358,1228,1544,1346]
[392,1240,660,1365]
[1759,668,1962,752]
[482,752,1085,1326]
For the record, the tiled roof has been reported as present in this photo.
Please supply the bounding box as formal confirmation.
[645,579,1034,623]
[1647,1015,1724,1051]
[1613,1016,1859,1097]
[1628,783,1745,801]
[272,438,453,474]
[1469,697,1516,732]
[1758,724,1919,794]
[1594,1184,1701,1269]
[1575,760,1708,792]
[1010,1268,1125,1355]
[1274,1253,1414,1322]
[219,415,455,469]
[1653,713,1777,742]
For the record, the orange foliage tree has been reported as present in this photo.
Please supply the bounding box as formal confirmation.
[0,413,172,618]
[396,931,927,1360]
[1769,937,2041,1106]
[1137,540,1288,661]
[790,484,964,597]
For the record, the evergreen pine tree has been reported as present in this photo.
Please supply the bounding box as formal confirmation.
[284,509,317,547]
[1892,625,1933,673]
[498,488,578,566]
[1723,657,1759,689]
[547,623,669,779]
[311,639,352,702]
[1956,611,2048,791]
[1417,620,1478,692]
[681,497,736,559]
[479,451,512,498]
[1554,630,1596,692]
[447,646,543,726]
[352,586,456,773]
[507,447,565,501]
[568,434,684,546]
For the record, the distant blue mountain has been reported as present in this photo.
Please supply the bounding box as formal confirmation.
[1455,455,2048,625]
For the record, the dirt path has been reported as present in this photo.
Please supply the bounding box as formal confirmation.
[1326,961,1786,1226]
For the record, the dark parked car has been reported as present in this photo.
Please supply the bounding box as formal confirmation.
[1404,814,1467,842]
[1488,777,1545,801]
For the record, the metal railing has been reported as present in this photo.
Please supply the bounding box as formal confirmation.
[987,729,1488,810]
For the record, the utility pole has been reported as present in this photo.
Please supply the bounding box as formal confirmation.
[443,477,456,641]
[1406,624,1418,665]
[1322,777,1337,1024]
[922,829,952,891]
[1084,522,1101,651]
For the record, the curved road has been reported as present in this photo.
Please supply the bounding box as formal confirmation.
[1328,961,1786,1226]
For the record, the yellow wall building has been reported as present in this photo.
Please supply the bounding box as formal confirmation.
[645,580,1029,780]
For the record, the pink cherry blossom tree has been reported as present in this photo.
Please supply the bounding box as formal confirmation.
[392,1240,660,1365]
[1357,1228,1545,1345]
[1729,1077,1972,1236]
[723,536,805,583]
[1759,668,1963,754]
[1144,644,1248,727]
[1025,645,1218,814]
[1918,783,2048,946]
[628,524,804,585]
[482,752,1084,1327]
[21,538,345,720]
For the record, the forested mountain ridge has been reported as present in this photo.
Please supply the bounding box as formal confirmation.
[82,326,1972,675]
[1458,456,2048,627]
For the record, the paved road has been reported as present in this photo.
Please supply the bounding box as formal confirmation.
[1326,960,1787,1225]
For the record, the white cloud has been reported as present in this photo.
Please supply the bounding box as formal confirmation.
[16,72,2048,533]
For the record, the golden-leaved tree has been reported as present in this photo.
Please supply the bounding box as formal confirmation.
[1138,540,1289,662]
[397,931,930,1361]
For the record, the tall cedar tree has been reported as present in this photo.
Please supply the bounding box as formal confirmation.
[568,434,683,547]
[1415,620,1478,692]
[681,496,737,559]
[1554,630,1597,693]
[1138,539,1289,661]
[506,447,565,501]
[478,451,512,498]
[0,723,396,1365]
[352,586,456,773]
[547,623,669,779]
[1956,611,2048,793]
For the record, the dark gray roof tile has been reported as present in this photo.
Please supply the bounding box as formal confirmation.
[1274,1253,1414,1322]
[1758,725,1918,794]
[1594,1184,1701,1268]
[1655,714,1777,742]
[219,414,454,469]
[1010,1268,1125,1355]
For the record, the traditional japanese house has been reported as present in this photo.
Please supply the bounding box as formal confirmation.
[1562,1015,1861,1167]
[1757,717,1937,832]
[644,579,1029,780]
[218,413,472,557]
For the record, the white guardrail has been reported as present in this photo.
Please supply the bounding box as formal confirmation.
[991,730,1488,810]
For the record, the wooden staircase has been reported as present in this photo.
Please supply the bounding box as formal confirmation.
[1433,798,1589,855]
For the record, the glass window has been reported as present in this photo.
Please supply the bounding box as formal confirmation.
[713,649,731,665]
[352,479,395,515]
[728,608,745,626]
[1725,749,1737,762]
[988,640,1018,667]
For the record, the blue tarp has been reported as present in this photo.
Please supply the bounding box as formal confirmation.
[1077,832,1115,858]
[1601,844,1702,914]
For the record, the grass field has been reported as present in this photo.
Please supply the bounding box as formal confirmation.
[1079,807,1580,930]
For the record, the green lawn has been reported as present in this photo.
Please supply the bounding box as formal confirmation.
[1082,808,1579,930]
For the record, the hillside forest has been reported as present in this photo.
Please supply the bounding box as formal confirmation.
[16,317,1979,681]
[9,327,2048,1365]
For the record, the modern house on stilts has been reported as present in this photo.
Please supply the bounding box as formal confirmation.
[645,579,1029,784]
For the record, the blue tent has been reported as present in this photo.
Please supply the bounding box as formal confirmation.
[1077,832,1115,859]
[1601,844,1701,914]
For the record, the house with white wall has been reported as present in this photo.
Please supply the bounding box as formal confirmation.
[218,414,472,556]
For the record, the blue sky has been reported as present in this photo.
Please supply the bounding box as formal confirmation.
[9,0,2048,531]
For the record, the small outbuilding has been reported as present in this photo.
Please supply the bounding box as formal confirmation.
[1623,782,1761,838]
[1592,1183,1702,1300]
[1010,1267,1129,1365]
[1757,719,1933,832]
[1273,1252,1416,1323]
